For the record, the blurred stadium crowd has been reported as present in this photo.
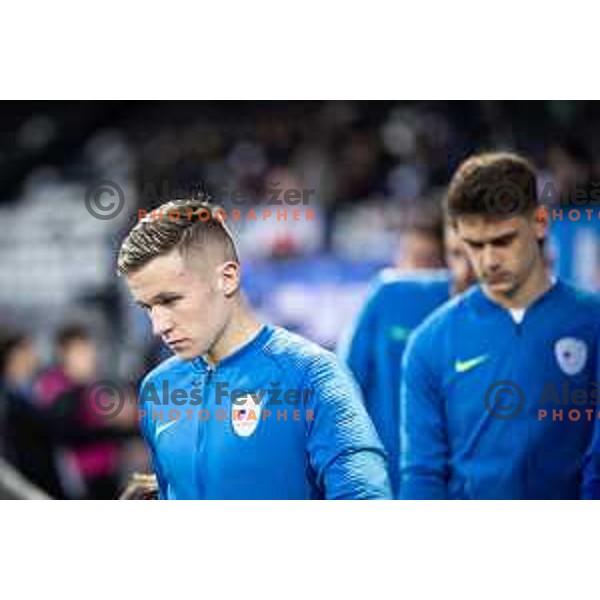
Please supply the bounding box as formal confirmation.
[1,101,600,498]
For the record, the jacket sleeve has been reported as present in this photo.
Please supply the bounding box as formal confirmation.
[337,284,379,406]
[304,353,392,499]
[581,328,600,499]
[138,378,169,500]
[399,325,449,499]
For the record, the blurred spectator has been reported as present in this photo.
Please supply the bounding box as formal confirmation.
[33,324,132,499]
[0,327,59,494]
[393,223,445,270]
[237,166,325,259]
[546,139,593,202]
[35,325,96,409]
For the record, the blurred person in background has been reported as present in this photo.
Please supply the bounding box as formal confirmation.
[236,166,324,260]
[545,139,600,292]
[0,327,59,494]
[34,324,133,499]
[393,222,445,270]
[35,325,96,411]
[339,219,475,495]
[545,139,593,199]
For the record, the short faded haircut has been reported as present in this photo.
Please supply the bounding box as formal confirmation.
[117,198,239,276]
[446,152,538,222]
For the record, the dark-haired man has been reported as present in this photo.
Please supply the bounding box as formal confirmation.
[118,198,391,499]
[400,152,600,499]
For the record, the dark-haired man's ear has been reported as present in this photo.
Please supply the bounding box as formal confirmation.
[217,261,241,296]
[533,206,549,242]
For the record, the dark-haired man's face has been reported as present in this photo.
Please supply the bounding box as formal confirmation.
[455,212,547,300]
[127,249,236,360]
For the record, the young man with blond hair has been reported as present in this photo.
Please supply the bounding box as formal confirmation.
[118,198,391,500]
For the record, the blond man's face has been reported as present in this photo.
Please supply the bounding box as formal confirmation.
[126,249,233,360]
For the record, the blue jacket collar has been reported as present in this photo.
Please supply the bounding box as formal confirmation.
[191,324,272,371]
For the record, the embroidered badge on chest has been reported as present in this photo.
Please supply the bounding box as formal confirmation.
[231,393,262,437]
[554,337,588,376]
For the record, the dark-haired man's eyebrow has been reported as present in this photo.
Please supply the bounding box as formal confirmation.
[490,232,517,245]
[462,231,517,247]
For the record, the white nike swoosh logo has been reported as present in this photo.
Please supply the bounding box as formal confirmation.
[156,420,178,438]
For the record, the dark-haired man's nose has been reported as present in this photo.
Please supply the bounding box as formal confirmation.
[482,245,501,272]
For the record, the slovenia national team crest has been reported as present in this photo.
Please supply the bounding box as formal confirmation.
[231,393,262,437]
[554,337,588,376]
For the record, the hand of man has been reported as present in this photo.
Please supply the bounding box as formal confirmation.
[119,473,159,500]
